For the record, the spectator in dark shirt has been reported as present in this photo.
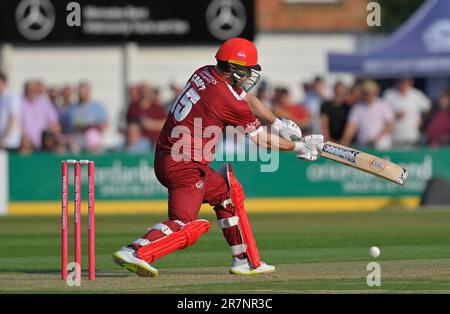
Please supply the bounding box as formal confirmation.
[126,94,166,145]
[426,88,450,147]
[153,87,163,108]
[128,85,140,107]
[139,82,153,100]
[320,81,350,142]
[344,82,362,107]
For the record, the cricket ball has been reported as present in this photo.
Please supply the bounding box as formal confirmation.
[369,246,380,258]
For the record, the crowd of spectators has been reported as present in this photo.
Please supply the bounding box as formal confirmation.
[123,83,167,152]
[258,76,450,149]
[0,70,449,156]
[0,73,109,154]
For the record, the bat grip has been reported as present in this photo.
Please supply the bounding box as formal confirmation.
[290,135,325,152]
[289,135,303,142]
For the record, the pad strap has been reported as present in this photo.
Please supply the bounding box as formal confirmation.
[173,220,185,228]
[148,223,173,236]
[221,199,233,208]
[135,220,186,247]
[133,238,151,247]
[231,244,247,255]
[217,216,240,229]
[146,220,185,236]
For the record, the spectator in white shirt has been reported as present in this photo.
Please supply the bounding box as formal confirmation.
[383,78,431,148]
[341,80,395,150]
[0,72,21,150]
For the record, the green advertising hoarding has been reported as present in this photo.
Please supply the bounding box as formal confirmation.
[7,148,449,208]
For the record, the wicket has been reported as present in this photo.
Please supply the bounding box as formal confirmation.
[61,159,95,282]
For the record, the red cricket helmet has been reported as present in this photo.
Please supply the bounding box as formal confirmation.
[215,37,261,71]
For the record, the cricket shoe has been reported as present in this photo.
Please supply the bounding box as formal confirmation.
[229,257,275,275]
[112,247,158,277]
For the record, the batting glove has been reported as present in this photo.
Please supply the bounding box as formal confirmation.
[302,134,325,151]
[293,141,319,161]
[272,118,302,141]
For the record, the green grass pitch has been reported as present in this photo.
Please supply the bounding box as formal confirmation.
[1,209,450,293]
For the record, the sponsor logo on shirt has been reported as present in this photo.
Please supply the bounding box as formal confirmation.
[246,119,260,131]
[191,74,206,91]
[200,69,217,85]
[195,180,204,190]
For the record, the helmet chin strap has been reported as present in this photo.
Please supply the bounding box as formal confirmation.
[231,73,242,87]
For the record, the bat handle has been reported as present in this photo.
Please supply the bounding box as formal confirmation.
[289,135,303,142]
[290,135,325,152]
[317,142,325,152]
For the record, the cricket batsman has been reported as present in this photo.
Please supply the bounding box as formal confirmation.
[113,38,324,276]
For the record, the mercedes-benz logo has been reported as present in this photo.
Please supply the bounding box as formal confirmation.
[206,0,247,40]
[16,0,55,41]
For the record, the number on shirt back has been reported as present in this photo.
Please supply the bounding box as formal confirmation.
[170,83,201,122]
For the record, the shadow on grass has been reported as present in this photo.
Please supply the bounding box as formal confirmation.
[0,269,57,275]
[0,269,133,278]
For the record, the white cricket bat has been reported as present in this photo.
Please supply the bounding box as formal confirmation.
[318,141,409,185]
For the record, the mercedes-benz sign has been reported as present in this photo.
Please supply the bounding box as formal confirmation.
[16,0,55,41]
[206,0,247,40]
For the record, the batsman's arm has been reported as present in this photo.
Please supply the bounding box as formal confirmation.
[250,129,319,161]
[245,93,277,126]
[243,93,322,160]
[251,128,295,151]
[245,93,303,141]
[250,127,318,158]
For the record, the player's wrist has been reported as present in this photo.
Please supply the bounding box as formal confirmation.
[271,118,283,130]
